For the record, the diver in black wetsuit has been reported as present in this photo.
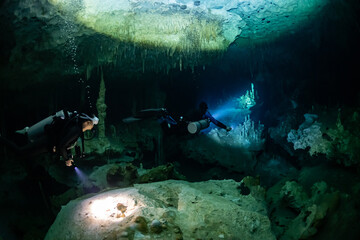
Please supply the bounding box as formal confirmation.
[0,110,99,166]
[123,103,231,135]
[194,101,232,132]
[122,108,177,125]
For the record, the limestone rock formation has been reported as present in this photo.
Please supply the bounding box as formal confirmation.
[1,0,329,87]
[45,179,276,240]
[267,179,340,239]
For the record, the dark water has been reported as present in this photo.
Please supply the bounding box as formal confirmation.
[1,0,360,239]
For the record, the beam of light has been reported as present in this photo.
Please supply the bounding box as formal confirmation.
[74,167,87,182]
[211,99,240,120]
[208,95,252,132]
[89,195,139,221]
[74,167,95,190]
[206,82,258,132]
[91,197,118,220]
[74,169,140,221]
[74,167,92,186]
[201,85,265,150]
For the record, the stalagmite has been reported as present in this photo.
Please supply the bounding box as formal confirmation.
[94,67,110,152]
[96,70,106,139]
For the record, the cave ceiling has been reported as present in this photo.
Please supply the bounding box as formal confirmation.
[0,0,328,89]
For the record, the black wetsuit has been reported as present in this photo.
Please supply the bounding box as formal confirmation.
[201,111,227,130]
[54,118,83,160]
[0,115,83,161]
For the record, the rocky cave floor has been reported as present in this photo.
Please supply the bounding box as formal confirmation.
[1,106,360,240]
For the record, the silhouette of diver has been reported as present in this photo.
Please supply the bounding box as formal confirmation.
[123,102,231,135]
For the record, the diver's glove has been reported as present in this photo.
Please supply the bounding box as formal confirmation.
[226,126,232,132]
[160,108,168,116]
[65,159,74,167]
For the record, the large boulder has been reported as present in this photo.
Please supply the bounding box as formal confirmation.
[45,179,276,240]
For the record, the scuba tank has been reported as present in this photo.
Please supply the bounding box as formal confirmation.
[27,110,70,143]
[187,119,210,134]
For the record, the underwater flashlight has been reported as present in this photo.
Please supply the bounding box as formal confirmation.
[187,119,210,134]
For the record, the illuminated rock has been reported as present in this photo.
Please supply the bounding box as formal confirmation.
[209,115,265,150]
[45,179,276,240]
[236,83,257,110]
[48,0,328,47]
[4,0,329,76]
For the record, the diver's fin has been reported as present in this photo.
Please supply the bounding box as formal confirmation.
[15,126,29,135]
[122,117,142,123]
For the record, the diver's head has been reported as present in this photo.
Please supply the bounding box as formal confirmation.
[199,101,208,114]
[79,113,99,132]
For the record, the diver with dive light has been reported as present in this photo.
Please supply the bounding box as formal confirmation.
[189,101,232,134]
[123,102,231,134]
[0,110,99,167]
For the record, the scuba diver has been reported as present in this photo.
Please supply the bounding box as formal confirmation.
[187,101,232,134]
[122,108,177,126]
[123,102,231,135]
[0,110,99,167]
